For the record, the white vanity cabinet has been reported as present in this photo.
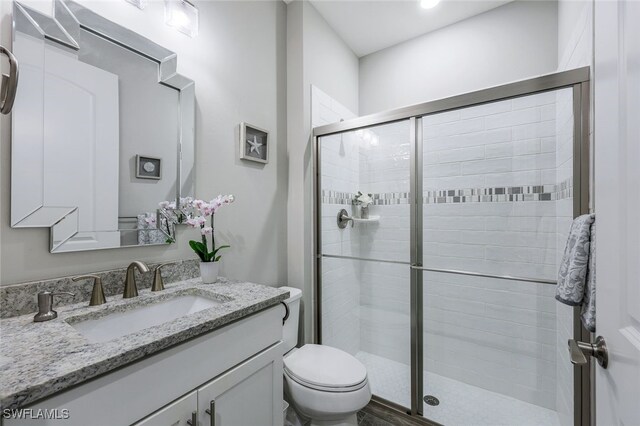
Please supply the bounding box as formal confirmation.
[134,343,283,426]
[4,306,284,426]
[196,344,283,426]
[134,392,197,426]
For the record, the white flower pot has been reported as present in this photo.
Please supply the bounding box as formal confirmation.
[200,261,220,284]
[360,205,370,219]
[352,204,361,219]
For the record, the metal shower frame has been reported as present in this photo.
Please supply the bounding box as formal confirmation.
[312,66,591,425]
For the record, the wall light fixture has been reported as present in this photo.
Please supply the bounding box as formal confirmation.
[165,0,199,38]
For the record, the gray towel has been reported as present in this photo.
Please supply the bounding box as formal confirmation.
[581,220,596,332]
[556,213,596,332]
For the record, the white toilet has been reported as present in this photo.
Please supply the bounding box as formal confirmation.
[280,286,372,426]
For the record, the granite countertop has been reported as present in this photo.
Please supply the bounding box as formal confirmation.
[0,278,289,409]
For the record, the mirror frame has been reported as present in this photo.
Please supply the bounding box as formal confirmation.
[10,0,195,253]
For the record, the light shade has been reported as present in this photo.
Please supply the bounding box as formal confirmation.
[420,0,441,9]
[165,0,199,38]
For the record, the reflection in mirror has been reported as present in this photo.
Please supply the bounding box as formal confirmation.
[10,0,195,253]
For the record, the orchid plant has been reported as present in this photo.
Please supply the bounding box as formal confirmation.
[159,195,235,262]
[184,195,235,263]
[354,191,373,207]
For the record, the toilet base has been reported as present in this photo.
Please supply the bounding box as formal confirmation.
[309,413,358,426]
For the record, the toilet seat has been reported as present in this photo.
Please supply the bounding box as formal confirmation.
[284,344,368,392]
[284,369,368,393]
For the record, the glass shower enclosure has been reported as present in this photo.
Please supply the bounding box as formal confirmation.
[313,68,590,425]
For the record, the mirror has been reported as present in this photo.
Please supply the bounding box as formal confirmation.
[10,0,195,253]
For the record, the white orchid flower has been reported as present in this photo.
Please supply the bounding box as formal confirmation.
[355,191,373,207]
[193,199,207,209]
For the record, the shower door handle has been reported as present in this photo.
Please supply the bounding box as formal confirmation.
[0,45,19,115]
[568,336,608,368]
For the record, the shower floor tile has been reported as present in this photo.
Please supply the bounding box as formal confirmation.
[356,351,561,426]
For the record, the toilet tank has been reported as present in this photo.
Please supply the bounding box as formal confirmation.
[279,286,302,353]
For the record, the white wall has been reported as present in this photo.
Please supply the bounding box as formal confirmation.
[287,0,359,343]
[358,1,558,116]
[0,0,287,286]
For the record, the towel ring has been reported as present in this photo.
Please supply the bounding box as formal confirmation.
[0,45,19,115]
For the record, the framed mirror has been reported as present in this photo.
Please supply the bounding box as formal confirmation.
[10,0,195,253]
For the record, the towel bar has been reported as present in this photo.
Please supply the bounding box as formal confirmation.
[410,265,557,285]
[317,254,557,285]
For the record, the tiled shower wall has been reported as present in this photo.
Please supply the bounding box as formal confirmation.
[317,87,574,410]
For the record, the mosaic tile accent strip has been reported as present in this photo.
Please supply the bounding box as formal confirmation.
[321,178,574,205]
[321,191,410,206]
[424,184,556,204]
[556,177,573,200]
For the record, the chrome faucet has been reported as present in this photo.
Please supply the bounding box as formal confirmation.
[123,261,149,298]
[72,275,106,306]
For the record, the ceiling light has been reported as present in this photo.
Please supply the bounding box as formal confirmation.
[165,0,199,37]
[420,0,441,9]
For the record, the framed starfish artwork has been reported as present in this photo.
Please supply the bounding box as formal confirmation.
[239,122,269,164]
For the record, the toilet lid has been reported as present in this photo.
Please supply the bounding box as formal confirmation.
[284,344,367,390]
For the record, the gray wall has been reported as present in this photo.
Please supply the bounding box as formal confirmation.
[0,0,287,286]
[358,1,558,115]
[287,0,359,342]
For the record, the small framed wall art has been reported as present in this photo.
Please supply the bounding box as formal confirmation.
[239,122,269,164]
[136,155,162,180]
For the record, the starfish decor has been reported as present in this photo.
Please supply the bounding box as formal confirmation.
[247,135,263,156]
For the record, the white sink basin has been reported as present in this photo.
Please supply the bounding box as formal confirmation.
[69,295,222,343]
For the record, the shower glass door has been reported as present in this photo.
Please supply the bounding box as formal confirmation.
[420,87,576,425]
[317,119,413,410]
[315,68,589,425]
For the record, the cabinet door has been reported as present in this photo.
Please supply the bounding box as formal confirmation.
[197,343,283,426]
[133,391,197,426]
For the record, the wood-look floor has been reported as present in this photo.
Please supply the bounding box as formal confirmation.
[358,400,438,426]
